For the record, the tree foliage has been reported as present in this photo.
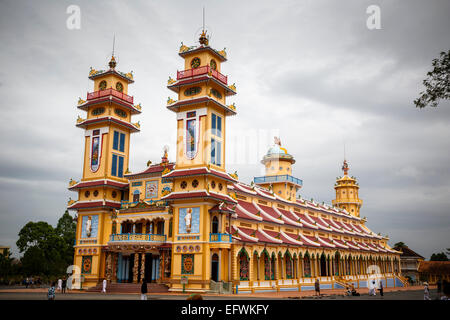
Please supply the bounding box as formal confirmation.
[414,50,450,108]
[15,211,76,277]
[430,252,449,261]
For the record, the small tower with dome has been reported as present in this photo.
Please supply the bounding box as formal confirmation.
[332,159,363,217]
[253,137,303,201]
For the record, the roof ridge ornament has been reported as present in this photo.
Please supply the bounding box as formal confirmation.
[342,159,349,175]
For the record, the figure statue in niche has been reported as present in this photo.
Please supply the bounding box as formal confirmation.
[185,208,192,233]
[86,216,92,237]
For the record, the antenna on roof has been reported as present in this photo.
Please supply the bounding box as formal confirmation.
[112,34,116,57]
[203,6,205,31]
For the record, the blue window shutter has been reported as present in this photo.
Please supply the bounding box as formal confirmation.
[113,131,119,150]
[217,116,222,138]
[212,113,216,136]
[118,156,124,177]
[211,138,216,164]
[119,133,125,152]
[217,141,222,166]
[111,154,117,176]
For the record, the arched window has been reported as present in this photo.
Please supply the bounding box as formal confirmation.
[239,250,249,281]
[133,190,140,203]
[304,254,311,277]
[285,253,293,279]
[212,216,219,234]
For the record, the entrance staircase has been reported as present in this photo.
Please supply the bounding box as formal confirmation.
[86,282,169,293]
[334,276,352,288]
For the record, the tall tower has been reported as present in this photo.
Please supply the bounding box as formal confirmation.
[68,55,141,287]
[162,29,238,291]
[332,159,363,217]
[254,137,303,201]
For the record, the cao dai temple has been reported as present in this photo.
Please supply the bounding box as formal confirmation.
[68,29,406,293]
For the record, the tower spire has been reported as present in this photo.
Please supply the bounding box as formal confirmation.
[109,35,117,69]
[199,7,209,46]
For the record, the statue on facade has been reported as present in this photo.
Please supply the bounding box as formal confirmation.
[185,208,192,233]
[86,216,92,237]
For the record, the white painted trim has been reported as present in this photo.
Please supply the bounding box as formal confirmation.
[253,201,284,224]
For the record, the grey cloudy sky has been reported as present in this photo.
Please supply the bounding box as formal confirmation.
[0,0,449,259]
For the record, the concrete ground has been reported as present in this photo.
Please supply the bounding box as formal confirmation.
[0,285,440,300]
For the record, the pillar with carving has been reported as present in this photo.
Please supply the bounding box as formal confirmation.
[105,252,112,282]
[140,253,146,282]
[133,253,139,283]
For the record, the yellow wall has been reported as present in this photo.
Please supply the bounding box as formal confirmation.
[93,74,129,94]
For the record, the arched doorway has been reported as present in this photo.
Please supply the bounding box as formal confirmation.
[320,253,327,276]
[211,253,219,282]
[212,216,219,234]
[304,254,311,278]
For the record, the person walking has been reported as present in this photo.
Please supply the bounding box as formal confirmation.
[47,282,56,300]
[379,280,384,297]
[102,279,107,293]
[314,278,320,297]
[57,278,62,292]
[25,277,29,289]
[140,278,148,300]
[61,277,67,294]
[423,282,431,300]
[437,277,442,299]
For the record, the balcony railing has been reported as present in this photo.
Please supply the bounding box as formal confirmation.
[87,88,133,104]
[109,233,166,243]
[120,200,168,209]
[209,233,232,243]
[177,66,227,85]
[253,175,303,186]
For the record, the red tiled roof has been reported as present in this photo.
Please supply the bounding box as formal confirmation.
[126,163,175,177]
[307,215,332,231]
[209,203,235,214]
[256,230,282,244]
[78,96,141,114]
[277,208,302,227]
[255,203,284,224]
[299,234,321,247]
[235,226,259,243]
[317,236,335,248]
[162,190,237,204]
[76,116,140,132]
[332,239,349,249]
[281,232,303,246]
[69,179,128,191]
[68,200,121,210]
[162,167,236,183]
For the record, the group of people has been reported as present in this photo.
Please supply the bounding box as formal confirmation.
[367,279,383,296]
[24,277,41,288]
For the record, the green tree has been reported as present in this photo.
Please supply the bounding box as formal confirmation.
[0,248,14,283]
[16,221,67,276]
[55,210,76,267]
[430,252,449,261]
[394,242,407,249]
[414,50,450,108]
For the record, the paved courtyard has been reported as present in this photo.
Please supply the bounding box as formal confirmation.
[0,285,440,300]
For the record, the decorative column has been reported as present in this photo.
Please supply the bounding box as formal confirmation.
[133,253,139,283]
[256,255,260,281]
[112,252,118,282]
[326,257,329,277]
[105,252,112,282]
[140,253,146,282]
[301,257,304,278]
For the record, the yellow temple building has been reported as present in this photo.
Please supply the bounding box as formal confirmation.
[68,29,405,293]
